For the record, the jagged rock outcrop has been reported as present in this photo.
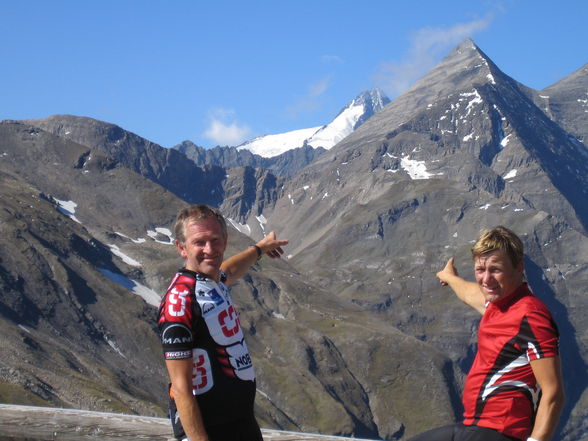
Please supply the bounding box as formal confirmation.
[2,39,587,441]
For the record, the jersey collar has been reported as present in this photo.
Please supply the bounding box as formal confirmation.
[488,282,530,311]
[179,267,227,283]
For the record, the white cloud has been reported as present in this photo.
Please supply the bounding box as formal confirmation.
[202,108,252,146]
[286,75,333,119]
[308,76,332,98]
[321,54,344,64]
[374,17,492,97]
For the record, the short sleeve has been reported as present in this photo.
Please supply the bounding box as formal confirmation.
[524,306,559,361]
[158,280,196,360]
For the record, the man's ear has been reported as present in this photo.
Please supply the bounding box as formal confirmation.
[176,240,187,259]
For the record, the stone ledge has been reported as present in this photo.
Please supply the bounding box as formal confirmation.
[0,404,378,441]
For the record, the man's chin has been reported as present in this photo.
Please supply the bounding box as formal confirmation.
[200,263,221,277]
[483,290,501,303]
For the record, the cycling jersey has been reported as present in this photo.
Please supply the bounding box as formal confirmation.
[462,283,559,440]
[158,269,257,429]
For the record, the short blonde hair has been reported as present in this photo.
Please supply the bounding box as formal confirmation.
[174,205,227,244]
[471,226,524,268]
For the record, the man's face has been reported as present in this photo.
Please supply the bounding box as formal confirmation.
[176,217,227,280]
[474,250,524,303]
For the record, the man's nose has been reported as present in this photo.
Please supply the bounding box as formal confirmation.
[203,241,213,253]
[482,270,492,283]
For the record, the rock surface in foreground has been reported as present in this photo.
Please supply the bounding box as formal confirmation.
[0,404,379,441]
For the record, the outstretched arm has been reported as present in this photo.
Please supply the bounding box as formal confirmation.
[529,356,565,441]
[436,257,486,315]
[221,232,289,286]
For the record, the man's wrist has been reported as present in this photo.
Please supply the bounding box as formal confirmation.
[249,244,262,260]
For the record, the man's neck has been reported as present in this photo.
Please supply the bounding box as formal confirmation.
[182,267,221,282]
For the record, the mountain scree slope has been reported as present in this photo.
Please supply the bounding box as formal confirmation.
[1,39,587,441]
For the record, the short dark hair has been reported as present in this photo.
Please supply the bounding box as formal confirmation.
[471,226,524,268]
[174,205,227,244]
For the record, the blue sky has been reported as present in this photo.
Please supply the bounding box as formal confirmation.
[2,0,587,148]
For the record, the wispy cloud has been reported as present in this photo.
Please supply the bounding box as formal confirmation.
[202,108,252,146]
[374,17,492,97]
[308,76,332,97]
[286,75,333,119]
[321,54,344,64]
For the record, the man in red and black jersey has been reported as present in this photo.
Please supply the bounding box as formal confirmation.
[409,226,564,441]
[158,204,288,441]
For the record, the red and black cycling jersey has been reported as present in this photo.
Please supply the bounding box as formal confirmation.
[158,268,256,427]
[462,283,559,440]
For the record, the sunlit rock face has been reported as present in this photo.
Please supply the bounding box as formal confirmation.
[1,39,587,441]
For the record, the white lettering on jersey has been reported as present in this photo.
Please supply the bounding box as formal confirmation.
[192,348,213,395]
[161,323,192,346]
[168,287,190,317]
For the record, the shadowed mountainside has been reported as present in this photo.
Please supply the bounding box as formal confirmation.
[2,39,587,440]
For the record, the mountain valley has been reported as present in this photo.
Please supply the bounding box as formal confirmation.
[1,39,587,441]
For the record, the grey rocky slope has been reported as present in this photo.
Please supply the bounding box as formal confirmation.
[2,38,587,441]
[25,114,286,229]
[0,120,455,440]
[252,39,588,441]
[0,174,165,416]
[539,63,588,147]
[174,141,326,178]
[0,122,174,415]
[24,115,226,207]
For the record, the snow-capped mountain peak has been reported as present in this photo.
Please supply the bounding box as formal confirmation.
[237,88,390,158]
[235,126,322,159]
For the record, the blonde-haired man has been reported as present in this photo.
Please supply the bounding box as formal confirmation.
[410,226,564,441]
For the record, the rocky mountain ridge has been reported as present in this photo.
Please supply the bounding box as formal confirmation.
[254,39,588,440]
[236,89,391,157]
[174,89,390,178]
[174,141,326,178]
[536,63,588,145]
[2,39,587,441]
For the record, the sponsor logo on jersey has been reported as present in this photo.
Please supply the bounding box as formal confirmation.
[165,350,192,360]
[162,323,192,346]
[218,305,240,337]
[198,286,225,315]
[223,341,255,381]
[167,286,190,317]
[201,301,215,315]
[206,288,224,305]
[203,301,244,346]
[192,349,213,394]
[235,352,252,369]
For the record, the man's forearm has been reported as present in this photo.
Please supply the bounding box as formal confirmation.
[436,258,485,314]
[529,356,565,441]
[221,246,260,286]
[443,274,485,314]
[221,232,288,285]
[174,389,209,441]
[166,358,210,441]
[529,394,564,441]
